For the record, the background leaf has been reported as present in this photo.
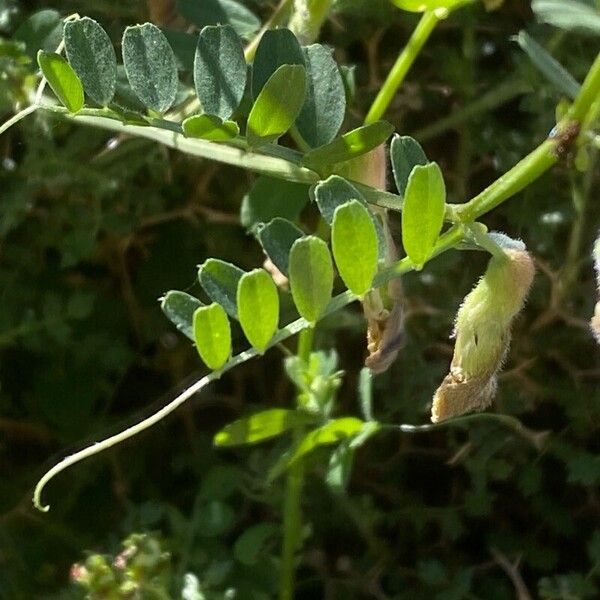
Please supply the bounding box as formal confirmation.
[295,44,346,148]
[193,302,231,370]
[177,0,261,40]
[289,236,334,324]
[331,200,379,297]
[516,31,580,99]
[237,269,279,351]
[122,23,178,113]
[37,50,84,113]
[194,24,247,120]
[532,0,600,35]
[241,176,309,230]
[64,17,117,106]
[247,64,307,147]
[401,162,446,267]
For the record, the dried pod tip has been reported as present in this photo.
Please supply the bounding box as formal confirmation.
[431,248,534,423]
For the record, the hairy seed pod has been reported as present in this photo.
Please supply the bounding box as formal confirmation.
[431,245,535,423]
[590,236,600,344]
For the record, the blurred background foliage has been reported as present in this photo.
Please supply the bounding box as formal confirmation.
[1,0,600,598]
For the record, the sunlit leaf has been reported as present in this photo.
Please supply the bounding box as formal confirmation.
[193,302,232,370]
[401,162,446,267]
[289,236,334,324]
[182,114,239,141]
[302,121,394,169]
[214,408,312,446]
[37,50,84,113]
[237,269,279,351]
[332,200,379,297]
[247,64,307,147]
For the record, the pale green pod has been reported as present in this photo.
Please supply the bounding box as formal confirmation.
[431,248,535,423]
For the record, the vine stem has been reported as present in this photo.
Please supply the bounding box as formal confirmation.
[279,326,313,600]
[364,10,441,125]
[455,50,600,222]
[31,227,461,512]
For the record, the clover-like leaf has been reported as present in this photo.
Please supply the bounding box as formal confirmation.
[390,134,428,198]
[182,114,239,141]
[161,290,203,341]
[257,218,305,277]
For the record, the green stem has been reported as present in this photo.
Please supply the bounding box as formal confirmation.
[279,327,313,600]
[0,104,38,137]
[364,11,440,125]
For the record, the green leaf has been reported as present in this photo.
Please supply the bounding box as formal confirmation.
[401,162,446,267]
[37,50,84,113]
[247,64,307,147]
[332,200,379,297]
[390,134,428,198]
[237,269,279,351]
[251,28,305,98]
[198,259,244,318]
[161,290,203,341]
[194,24,247,120]
[64,17,117,106]
[234,523,279,566]
[122,23,178,113]
[182,114,239,141]
[288,417,365,466]
[516,31,580,99]
[302,121,394,169]
[14,9,62,60]
[193,303,232,370]
[177,0,261,40]
[312,175,366,225]
[214,408,311,446]
[295,44,346,148]
[532,0,600,35]
[289,236,334,324]
[391,0,472,12]
[241,176,309,229]
[257,218,305,277]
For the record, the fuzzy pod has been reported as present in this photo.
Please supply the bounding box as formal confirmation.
[431,248,535,423]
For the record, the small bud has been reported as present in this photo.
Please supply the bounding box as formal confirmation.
[432,248,535,423]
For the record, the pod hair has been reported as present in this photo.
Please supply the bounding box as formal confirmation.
[431,246,535,423]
